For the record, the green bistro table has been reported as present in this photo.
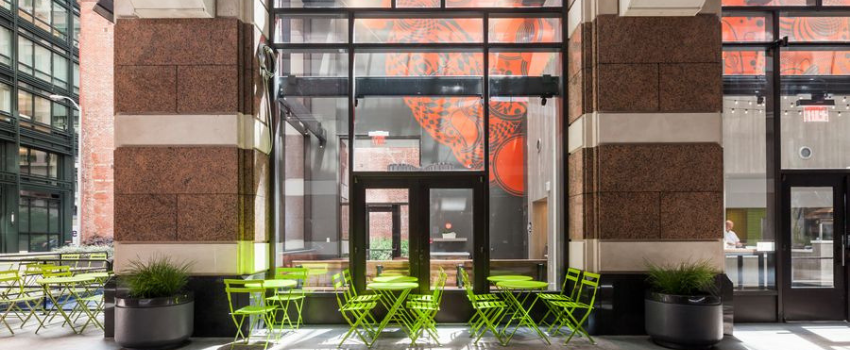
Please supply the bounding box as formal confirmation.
[366,281,418,347]
[36,275,99,334]
[246,279,298,335]
[373,276,418,283]
[496,280,551,345]
[487,275,534,283]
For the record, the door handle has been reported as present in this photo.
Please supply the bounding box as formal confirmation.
[842,235,846,267]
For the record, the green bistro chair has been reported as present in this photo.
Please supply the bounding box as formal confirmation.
[406,267,447,345]
[539,267,582,331]
[60,254,81,271]
[223,279,277,350]
[342,269,381,304]
[87,253,109,272]
[549,271,601,344]
[460,268,507,345]
[65,272,111,332]
[266,268,307,331]
[302,263,330,287]
[332,273,378,347]
[0,271,45,334]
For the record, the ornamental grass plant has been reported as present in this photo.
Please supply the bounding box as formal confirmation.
[646,260,718,296]
[121,256,192,299]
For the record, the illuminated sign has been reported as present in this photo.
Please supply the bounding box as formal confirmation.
[803,106,829,123]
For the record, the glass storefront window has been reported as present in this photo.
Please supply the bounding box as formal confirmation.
[723,46,776,290]
[355,17,484,43]
[488,17,562,43]
[353,50,484,172]
[722,15,770,43]
[488,50,560,287]
[19,192,62,252]
[780,16,850,43]
[274,14,347,44]
[276,49,349,290]
[722,0,812,6]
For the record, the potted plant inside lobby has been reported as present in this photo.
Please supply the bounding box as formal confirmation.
[644,260,723,350]
[115,256,194,349]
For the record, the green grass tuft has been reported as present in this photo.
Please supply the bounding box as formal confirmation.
[121,256,193,299]
[646,260,718,296]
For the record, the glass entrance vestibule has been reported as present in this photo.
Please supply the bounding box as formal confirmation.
[722,0,850,322]
[268,0,565,321]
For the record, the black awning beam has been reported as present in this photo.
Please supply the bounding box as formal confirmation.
[278,75,561,98]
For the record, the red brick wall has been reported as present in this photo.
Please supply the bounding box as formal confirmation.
[80,1,115,242]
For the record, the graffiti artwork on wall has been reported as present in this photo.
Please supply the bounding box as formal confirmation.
[361,1,558,196]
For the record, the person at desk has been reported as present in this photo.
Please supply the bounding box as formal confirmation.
[725,220,743,249]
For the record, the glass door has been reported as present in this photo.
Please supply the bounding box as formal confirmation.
[352,175,485,293]
[781,174,847,320]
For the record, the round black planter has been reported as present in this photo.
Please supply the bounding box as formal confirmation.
[115,292,194,350]
[645,292,723,350]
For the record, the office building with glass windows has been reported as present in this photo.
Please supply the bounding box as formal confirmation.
[0,0,80,253]
[95,0,850,340]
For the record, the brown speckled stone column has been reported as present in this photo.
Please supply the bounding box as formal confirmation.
[110,5,273,337]
[112,16,271,271]
[567,6,724,274]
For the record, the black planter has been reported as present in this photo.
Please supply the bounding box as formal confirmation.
[645,292,723,350]
[115,292,194,350]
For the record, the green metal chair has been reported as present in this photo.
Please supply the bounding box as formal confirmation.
[549,271,601,344]
[60,254,81,271]
[223,279,277,350]
[0,270,45,334]
[406,267,447,345]
[87,253,109,271]
[460,268,507,345]
[342,269,381,304]
[538,267,582,330]
[266,267,307,331]
[332,273,378,347]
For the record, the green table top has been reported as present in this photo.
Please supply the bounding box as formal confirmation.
[373,276,418,283]
[366,282,418,291]
[496,280,548,290]
[487,275,533,282]
[37,275,95,285]
[76,272,110,279]
[246,280,297,289]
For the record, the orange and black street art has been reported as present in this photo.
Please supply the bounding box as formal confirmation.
[722,13,850,76]
[361,2,558,196]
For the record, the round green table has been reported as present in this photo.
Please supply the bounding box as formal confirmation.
[373,276,418,283]
[36,275,100,334]
[487,275,533,283]
[366,282,419,344]
[496,280,551,345]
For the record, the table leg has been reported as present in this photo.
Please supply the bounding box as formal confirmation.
[38,284,78,334]
[369,289,412,347]
[500,290,549,345]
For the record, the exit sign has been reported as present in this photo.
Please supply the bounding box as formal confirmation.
[803,106,829,123]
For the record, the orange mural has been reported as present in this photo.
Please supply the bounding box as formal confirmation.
[361,4,558,196]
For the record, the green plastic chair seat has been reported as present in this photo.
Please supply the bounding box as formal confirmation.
[340,301,377,312]
[538,293,572,301]
[266,294,306,302]
[408,294,433,302]
[1,295,41,303]
[232,305,277,315]
[407,301,438,311]
[78,295,103,303]
[350,294,381,303]
[550,300,592,309]
[470,294,500,301]
[473,300,507,309]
